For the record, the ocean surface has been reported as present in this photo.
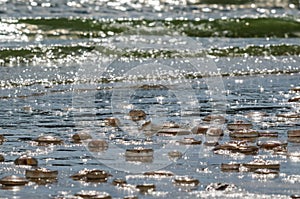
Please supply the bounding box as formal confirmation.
[0,0,300,198]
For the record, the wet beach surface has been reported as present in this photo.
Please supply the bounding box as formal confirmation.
[1,68,300,198]
[1,0,300,198]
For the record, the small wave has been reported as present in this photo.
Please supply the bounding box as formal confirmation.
[0,43,299,65]
[1,17,300,40]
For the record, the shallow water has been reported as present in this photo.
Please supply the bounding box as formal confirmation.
[1,0,300,198]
